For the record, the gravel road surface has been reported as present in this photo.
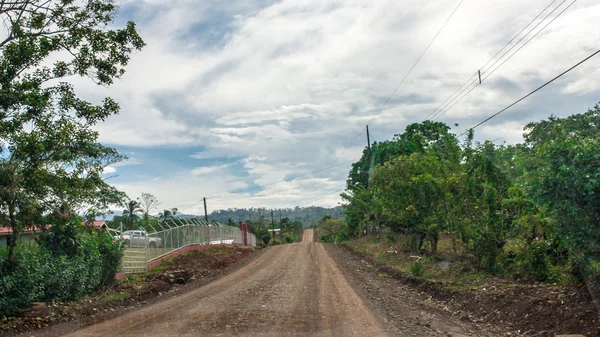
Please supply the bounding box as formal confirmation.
[65,229,390,337]
[60,229,497,337]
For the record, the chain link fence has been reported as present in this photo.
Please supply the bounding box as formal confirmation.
[118,220,256,274]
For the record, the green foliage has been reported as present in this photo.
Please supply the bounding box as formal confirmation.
[0,230,122,318]
[315,217,346,243]
[283,232,299,243]
[269,238,282,246]
[385,230,396,244]
[410,259,424,277]
[0,246,46,317]
[333,106,600,282]
[0,0,144,264]
[526,108,600,258]
[99,292,129,303]
[519,241,555,282]
[210,206,344,228]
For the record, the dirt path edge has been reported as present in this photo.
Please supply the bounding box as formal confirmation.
[335,243,599,337]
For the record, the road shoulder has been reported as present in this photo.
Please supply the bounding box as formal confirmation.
[324,243,504,337]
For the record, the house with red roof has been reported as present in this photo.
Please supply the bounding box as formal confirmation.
[0,220,108,248]
[0,226,39,248]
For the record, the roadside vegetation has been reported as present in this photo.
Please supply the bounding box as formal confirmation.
[243,217,304,246]
[0,246,253,335]
[316,104,600,286]
[0,0,144,318]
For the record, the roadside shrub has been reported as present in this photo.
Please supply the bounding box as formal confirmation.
[0,246,46,317]
[568,253,591,282]
[269,238,282,246]
[520,241,553,282]
[0,230,123,318]
[404,234,422,252]
[319,235,333,243]
[283,232,299,243]
[96,231,123,285]
[385,230,396,244]
[410,259,424,277]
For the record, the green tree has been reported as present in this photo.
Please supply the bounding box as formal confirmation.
[525,106,600,275]
[0,0,144,265]
[372,151,448,252]
[460,140,512,272]
[158,208,178,221]
[122,199,142,230]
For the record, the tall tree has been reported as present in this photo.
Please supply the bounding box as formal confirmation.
[138,193,160,224]
[122,199,142,230]
[0,0,145,265]
[525,106,600,275]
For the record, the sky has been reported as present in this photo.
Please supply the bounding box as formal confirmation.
[72,0,599,215]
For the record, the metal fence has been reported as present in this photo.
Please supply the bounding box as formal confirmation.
[119,220,256,274]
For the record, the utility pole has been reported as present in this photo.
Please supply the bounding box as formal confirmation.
[366,125,372,186]
[366,125,371,155]
[203,197,208,222]
[271,209,275,240]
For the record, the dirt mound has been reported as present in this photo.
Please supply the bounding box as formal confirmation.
[340,244,600,336]
[0,246,256,336]
[140,246,254,297]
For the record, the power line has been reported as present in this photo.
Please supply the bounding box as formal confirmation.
[297,186,346,208]
[479,0,561,74]
[433,0,576,121]
[428,0,574,121]
[328,0,466,166]
[478,0,567,81]
[460,48,600,136]
[173,1,467,214]
[424,71,478,120]
[480,0,577,82]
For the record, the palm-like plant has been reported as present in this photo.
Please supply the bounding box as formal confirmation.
[158,208,178,221]
[122,199,142,230]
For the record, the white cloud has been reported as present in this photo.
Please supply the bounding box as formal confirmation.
[103,166,117,174]
[191,163,233,175]
[112,158,143,167]
[61,0,600,212]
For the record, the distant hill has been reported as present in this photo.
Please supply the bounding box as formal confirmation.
[99,206,344,227]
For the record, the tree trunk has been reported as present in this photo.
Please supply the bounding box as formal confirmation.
[418,233,425,251]
[432,232,439,254]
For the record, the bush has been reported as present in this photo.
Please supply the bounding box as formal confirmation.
[410,259,424,277]
[319,235,333,243]
[0,230,123,318]
[522,242,553,282]
[0,246,46,317]
[385,231,396,244]
[269,238,282,246]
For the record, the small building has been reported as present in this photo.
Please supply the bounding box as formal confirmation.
[0,221,108,248]
[268,228,281,237]
[0,227,39,248]
[90,220,109,231]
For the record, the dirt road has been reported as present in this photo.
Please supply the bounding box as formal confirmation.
[65,229,389,337]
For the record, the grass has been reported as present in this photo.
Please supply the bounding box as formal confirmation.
[203,247,232,255]
[99,293,129,303]
[150,256,176,274]
[347,234,512,289]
